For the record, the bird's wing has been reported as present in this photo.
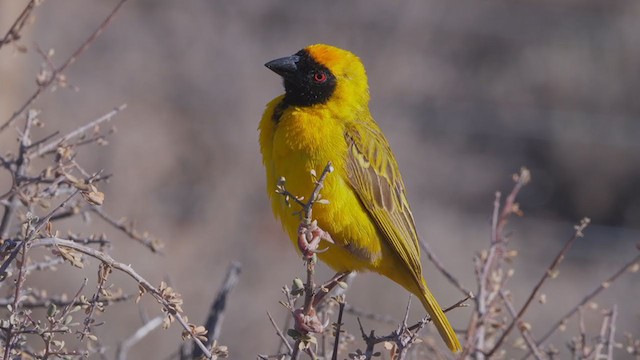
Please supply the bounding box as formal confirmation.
[344,119,423,281]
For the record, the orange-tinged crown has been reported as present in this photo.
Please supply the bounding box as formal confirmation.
[304,44,370,106]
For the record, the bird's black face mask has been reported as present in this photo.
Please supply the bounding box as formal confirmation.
[265,49,337,107]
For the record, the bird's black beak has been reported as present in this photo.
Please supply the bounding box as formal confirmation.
[265,55,300,79]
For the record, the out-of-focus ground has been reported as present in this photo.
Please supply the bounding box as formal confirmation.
[1,0,639,358]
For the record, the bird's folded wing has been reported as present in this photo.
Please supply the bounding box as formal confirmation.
[344,120,423,281]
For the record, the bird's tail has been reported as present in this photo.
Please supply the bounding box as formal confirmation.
[418,284,462,352]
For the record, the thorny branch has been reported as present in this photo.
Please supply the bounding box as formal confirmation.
[90,204,164,253]
[0,0,128,133]
[0,293,131,308]
[470,168,531,359]
[192,261,242,359]
[267,311,294,356]
[353,293,472,360]
[0,0,40,50]
[116,316,164,360]
[486,217,591,357]
[28,104,127,159]
[27,236,214,359]
[0,1,226,359]
[419,238,470,296]
[272,162,339,359]
[500,290,545,360]
[455,167,640,360]
[0,110,37,239]
[330,296,346,360]
[525,251,640,358]
[0,189,82,278]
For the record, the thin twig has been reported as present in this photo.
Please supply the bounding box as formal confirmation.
[90,205,163,253]
[522,328,547,360]
[605,305,617,360]
[474,191,502,358]
[578,306,587,358]
[528,253,640,355]
[356,318,380,359]
[0,189,81,279]
[2,227,29,359]
[192,262,242,359]
[80,262,112,339]
[407,292,473,332]
[276,311,293,355]
[0,0,128,133]
[343,303,396,325]
[331,296,346,360]
[24,257,65,273]
[0,110,37,239]
[500,290,545,360]
[301,162,334,226]
[267,312,293,355]
[419,238,470,295]
[29,104,127,159]
[116,316,164,360]
[593,308,611,360]
[28,237,213,359]
[486,217,590,357]
[0,0,39,50]
[0,293,131,308]
[473,168,530,359]
[353,292,472,360]
[281,162,334,360]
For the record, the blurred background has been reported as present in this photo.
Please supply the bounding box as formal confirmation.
[1,0,639,358]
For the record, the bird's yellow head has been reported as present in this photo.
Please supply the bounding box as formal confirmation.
[265,44,369,109]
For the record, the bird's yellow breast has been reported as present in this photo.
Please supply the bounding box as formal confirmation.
[260,99,383,271]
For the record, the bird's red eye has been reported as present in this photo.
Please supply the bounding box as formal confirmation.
[313,72,327,83]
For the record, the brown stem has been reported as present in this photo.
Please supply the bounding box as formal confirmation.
[486,217,590,357]
[0,0,128,133]
[0,0,39,49]
[28,237,213,359]
[193,262,242,359]
[524,253,640,358]
[331,297,346,360]
[267,312,293,355]
[0,111,36,239]
[29,105,127,159]
[2,237,28,359]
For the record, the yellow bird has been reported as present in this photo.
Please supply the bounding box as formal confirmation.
[259,44,461,352]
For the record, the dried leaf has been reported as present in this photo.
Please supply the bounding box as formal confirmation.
[82,189,104,205]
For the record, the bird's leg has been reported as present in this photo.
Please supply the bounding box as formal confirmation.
[313,271,352,307]
[297,220,334,260]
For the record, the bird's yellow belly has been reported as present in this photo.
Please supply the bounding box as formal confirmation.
[270,131,384,273]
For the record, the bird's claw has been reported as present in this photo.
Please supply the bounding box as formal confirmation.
[297,221,334,259]
[293,308,325,334]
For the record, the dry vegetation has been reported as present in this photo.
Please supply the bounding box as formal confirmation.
[0,1,226,359]
[1,1,639,360]
[257,165,639,360]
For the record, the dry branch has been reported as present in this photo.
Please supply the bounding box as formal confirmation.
[0,0,39,50]
[28,237,213,359]
[192,262,242,359]
[116,316,164,360]
[0,0,128,133]
[526,252,640,357]
[486,217,591,357]
[28,104,127,159]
